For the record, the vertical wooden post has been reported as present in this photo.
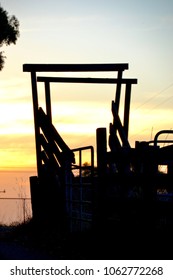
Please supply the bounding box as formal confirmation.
[30,71,42,177]
[123,82,132,139]
[168,163,173,175]
[135,142,157,233]
[45,81,52,123]
[114,70,123,114]
[30,176,40,222]
[96,127,107,231]
[96,127,107,177]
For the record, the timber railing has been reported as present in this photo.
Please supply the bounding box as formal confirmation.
[23,63,137,174]
[38,107,75,172]
[23,63,138,230]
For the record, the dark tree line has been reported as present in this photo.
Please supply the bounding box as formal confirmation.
[0,4,20,70]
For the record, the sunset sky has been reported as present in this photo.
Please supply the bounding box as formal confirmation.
[0,0,173,171]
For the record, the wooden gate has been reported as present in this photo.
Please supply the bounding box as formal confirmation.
[65,146,94,232]
[23,63,138,231]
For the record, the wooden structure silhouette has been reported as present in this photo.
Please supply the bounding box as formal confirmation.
[23,63,173,234]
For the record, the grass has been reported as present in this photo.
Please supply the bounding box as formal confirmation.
[1,214,173,260]
[1,190,173,260]
[0,222,97,259]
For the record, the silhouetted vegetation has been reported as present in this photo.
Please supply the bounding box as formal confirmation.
[0,4,20,70]
[81,162,97,177]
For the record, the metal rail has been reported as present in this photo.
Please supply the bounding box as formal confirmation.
[150,130,173,147]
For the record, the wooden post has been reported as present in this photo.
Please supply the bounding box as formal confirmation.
[123,82,132,139]
[29,176,40,222]
[168,163,173,175]
[115,70,123,113]
[96,128,107,176]
[30,71,42,178]
[96,127,107,231]
[111,101,130,147]
[135,141,157,233]
[45,81,52,123]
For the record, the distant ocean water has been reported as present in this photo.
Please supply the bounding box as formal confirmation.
[0,170,37,225]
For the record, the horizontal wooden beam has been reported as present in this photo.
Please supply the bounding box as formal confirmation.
[23,63,128,72]
[37,76,137,84]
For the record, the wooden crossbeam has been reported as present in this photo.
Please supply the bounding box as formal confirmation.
[37,76,138,84]
[23,63,129,72]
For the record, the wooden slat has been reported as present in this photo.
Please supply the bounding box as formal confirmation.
[38,107,75,163]
[41,150,49,164]
[44,81,52,122]
[109,123,121,151]
[23,63,129,72]
[30,71,42,177]
[41,150,61,175]
[123,83,132,138]
[37,76,138,84]
[40,133,63,166]
[111,101,130,148]
[114,70,123,114]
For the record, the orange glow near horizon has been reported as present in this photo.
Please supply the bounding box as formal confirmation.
[0,0,173,171]
[0,0,173,227]
[0,83,173,171]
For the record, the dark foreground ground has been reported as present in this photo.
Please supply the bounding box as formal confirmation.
[0,219,173,260]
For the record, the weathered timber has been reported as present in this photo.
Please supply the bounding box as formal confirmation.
[109,123,121,151]
[38,107,75,163]
[40,133,63,166]
[96,128,108,229]
[23,63,129,72]
[44,81,52,122]
[30,71,42,177]
[29,176,40,222]
[123,82,132,138]
[111,101,130,147]
[41,150,49,165]
[40,134,61,169]
[37,76,138,84]
[114,69,123,114]
[96,128,107,177]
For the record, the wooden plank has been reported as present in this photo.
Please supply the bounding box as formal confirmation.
[23,63,129,72]
[115,70,123,113]
[41,149,60,172]
[40,133,63,166]
[96,127,108,230]
[38,107,75,163]
[44,81,52,123]
[111,101,130,148]
[109,123,121,151]
[37,76,138,84]
[41,150,49,165]
[30,71,42,177]
[96,128,107,176]
[123,82,132,138]
[29,176,40,221]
